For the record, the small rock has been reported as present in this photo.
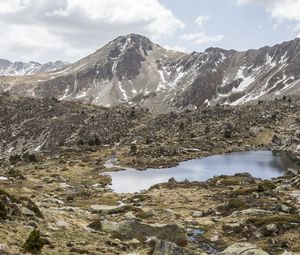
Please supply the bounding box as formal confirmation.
[56,220,70,229]
[90,204,131,214]
[281,204,290,213]
[290,191,300,204]
[0,244,8,250]
[272,134,282,146]
[152,239,194,255]
[220,243,269,255]
[192,211,203,217]
[168,177,177,183]
[266,223,277,233]
[237,209,273,216]
[124,212,136,220]
[27,221,39,229]
[21,207,35,217]
[210,235,219,242]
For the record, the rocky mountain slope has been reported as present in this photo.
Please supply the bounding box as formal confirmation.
[0,59,69,76]
[0,34,300,112]
[1,93,300,160]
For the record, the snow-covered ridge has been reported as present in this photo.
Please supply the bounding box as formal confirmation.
[1,34,300,112]
[0,59,69,76]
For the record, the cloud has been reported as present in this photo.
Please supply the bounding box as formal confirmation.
[164,44,188,53]
[179,15,223,46]
[195,16,210,29]
[237,0,300,31]
[0,0,184,62]
[180,32,224,45]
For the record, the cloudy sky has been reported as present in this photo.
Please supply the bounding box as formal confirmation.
[1,0,300,63]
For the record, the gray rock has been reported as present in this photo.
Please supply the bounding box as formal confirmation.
[220,243,269,255]
[281,204,290,213]
[21,207,35,217]
[266,223,277,233]
[56,220,70,229]
[124,212,136,220]
[27,221,39,229]
[290,191,300,204]
[237,209,273,216]
[152,239,194,255]
[90,204,132,214]
[168,177,177,183]
[280,251,300,255]
[285,169,300,177]
[192,211,203,217]
[272,134,282,146]
[88,220,187,246]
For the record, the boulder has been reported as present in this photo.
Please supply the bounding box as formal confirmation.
[220,243,269,255]
[152,239,194,255]
[272,135,282,146]
[21,207,35,217]
[290,191,300,204]
[266,223,277,233]
[90,204,132,214]
[88,220,187,246]
[238,209,273,216]
[192,211,203,217]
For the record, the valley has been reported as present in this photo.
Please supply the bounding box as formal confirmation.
[1,93,300,254]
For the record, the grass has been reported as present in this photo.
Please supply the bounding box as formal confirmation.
[246,215,300,226]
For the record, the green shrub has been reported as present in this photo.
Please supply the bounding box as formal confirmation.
[9,154,21,165]
[130,144,137,155]
[23,230,45,254]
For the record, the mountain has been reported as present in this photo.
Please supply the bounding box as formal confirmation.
[0,59,69,76]
[0,34,300,112]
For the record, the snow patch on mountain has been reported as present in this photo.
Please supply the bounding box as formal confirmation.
[0,59,69,76]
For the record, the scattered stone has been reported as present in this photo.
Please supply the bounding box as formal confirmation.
[27,221,39,229]
[237,209,273,216]
[89,220,188,246]
[290,191,300,204]
[192,211,203,217]
[56,220,70,229]
[168,177,177,183]
[90,204,132,214]
[272,135,282,146]
[220,243,269,255]
[266,223,277,233]
[152,239,194,255]
[210,235,219,242]
[21,207,35,217]
[124,212,136,220]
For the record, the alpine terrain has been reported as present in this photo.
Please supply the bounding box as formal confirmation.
[0,34,300,112]
[1,34,300,255]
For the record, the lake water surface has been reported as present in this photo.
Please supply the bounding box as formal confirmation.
[105,151,294,193]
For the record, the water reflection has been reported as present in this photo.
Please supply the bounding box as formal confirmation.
[105,151,292,193]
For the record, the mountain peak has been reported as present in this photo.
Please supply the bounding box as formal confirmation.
[111,33,154,52]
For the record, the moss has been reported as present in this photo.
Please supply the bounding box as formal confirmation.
[225,198,247,210]
[246,215,300,226]
[23,229,46,254]
[220,178,241,186]
[230,181,276,197]
[0,189,20,203]
[257,181,276,192]
[230,187,258,196]
[88,220,102,231]
[135,210,153,219]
